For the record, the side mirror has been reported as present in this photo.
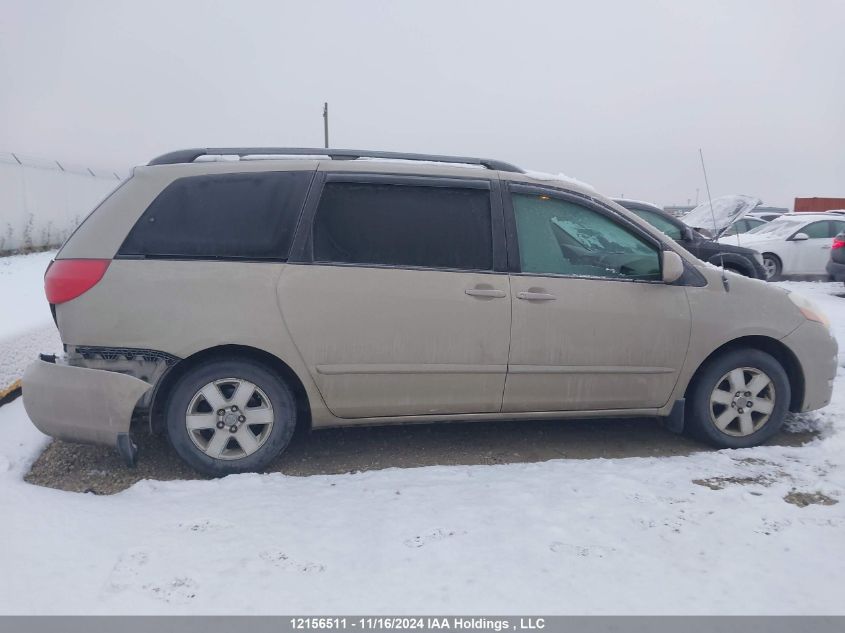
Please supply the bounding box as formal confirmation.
[681,226,696,242]
[662,251,684,284]
[791,232,809,241]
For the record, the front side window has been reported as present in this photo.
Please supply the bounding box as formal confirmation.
[312,182,493,270]
[801,221,829,239]
[512,193,661,280]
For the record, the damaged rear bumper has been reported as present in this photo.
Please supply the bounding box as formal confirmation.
[22,356,151,465]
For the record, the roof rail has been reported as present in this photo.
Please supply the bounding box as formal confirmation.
[147,147,523,173]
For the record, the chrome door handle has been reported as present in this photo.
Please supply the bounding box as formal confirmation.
[465,288,507,298]
[517,291,557,301]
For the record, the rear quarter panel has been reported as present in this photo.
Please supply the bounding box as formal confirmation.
[56,259,333,423]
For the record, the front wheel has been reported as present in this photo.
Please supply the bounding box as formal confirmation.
[685,348,790,449]
[761,253,782,281]
[165,358,297,476]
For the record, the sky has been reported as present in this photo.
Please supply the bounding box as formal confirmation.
[1,0,843,209]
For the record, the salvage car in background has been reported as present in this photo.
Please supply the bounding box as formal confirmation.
[614,199,766,279]
[826,231,845,283]
[719,213,845,280]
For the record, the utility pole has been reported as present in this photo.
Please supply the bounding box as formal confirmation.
[323,102,329,148]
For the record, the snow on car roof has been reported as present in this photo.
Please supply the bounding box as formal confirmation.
[522,169,596,192]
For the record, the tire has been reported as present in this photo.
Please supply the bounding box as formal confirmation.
[761,253,782,281]
[685,348,790,449]
[723,265,745,276]
[165,358,297,476]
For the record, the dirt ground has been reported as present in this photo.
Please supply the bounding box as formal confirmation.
[24,413,818,495]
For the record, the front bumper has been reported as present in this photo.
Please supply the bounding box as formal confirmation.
[826,259,845,282]
[22,357,151,453]
[780,321,838,412]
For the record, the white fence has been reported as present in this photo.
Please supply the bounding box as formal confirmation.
[0,152,124,253]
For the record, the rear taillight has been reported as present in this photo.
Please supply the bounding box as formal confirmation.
[44,259,110,304]
[833,237,845,250]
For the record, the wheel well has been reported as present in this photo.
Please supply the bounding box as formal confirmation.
[147,344,311,435]
[761,252,781,264]
[684,336,804,412]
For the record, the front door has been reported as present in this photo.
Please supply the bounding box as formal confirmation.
[279,175,511,419]
[503,185,691,412]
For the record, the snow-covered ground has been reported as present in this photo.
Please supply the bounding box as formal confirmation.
[0,250,61,394]
[0,257,843,614]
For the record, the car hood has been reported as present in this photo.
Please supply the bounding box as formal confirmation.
[682,194,762,237]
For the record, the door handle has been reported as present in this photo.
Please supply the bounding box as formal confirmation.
[465,288,507,298]
[517,291,557,301]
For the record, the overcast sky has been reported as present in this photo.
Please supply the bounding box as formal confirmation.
[1,0,843,208]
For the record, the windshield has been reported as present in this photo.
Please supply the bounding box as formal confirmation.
[745,217,808,238]
[681,194,761,235]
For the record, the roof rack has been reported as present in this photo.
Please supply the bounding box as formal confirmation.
[147,147,523,173]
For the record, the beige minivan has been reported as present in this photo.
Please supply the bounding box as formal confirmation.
[23,148,836,476]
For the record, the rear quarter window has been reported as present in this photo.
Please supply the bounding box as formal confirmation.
[118,171,313,260]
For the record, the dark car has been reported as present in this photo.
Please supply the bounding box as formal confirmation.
[614,199,767,279]
[826,232,845,283]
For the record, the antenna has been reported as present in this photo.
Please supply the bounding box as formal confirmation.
[699,148,730,291]
[323,102,329,149]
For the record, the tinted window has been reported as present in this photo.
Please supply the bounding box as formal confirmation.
[831,221,845,237]
[513,193,660,280]
[630,208,682,241]
[312,182,493,270]
[119,171,312,259]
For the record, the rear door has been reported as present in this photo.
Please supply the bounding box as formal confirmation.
[278,172,511,419]
[503,184,691,413]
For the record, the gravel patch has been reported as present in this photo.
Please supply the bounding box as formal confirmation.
[24,416,819,495]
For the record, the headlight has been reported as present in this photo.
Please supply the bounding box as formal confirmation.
[788,292,830,330]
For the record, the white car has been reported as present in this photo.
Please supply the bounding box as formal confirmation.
[718,213,845,280]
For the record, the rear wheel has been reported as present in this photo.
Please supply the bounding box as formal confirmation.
[761,253,782,281]
[165,358,297,476]
[686,348,790,449]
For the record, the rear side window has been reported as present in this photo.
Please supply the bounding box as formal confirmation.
[312,182,493,271]
[119,171,312,259]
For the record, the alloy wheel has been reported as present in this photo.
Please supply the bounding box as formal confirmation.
[185,378,275,460]
[708,367,776,437]
[762,257,778,280]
